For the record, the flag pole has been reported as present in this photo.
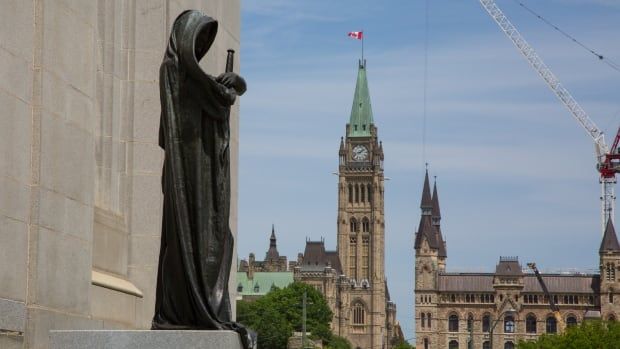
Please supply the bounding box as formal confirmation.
[361,29,364,64]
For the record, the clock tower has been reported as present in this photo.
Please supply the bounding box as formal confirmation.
[337,60,389,348]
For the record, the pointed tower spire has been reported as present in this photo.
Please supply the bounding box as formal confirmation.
[420,169,433,215]
[432,178,441,222]
[348,60,374,137]
[431,178,447,258]
[266,224,280,261]
[270,224,276,248]
[600,218,620,253]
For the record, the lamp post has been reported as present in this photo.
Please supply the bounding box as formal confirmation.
[489,307,516,349]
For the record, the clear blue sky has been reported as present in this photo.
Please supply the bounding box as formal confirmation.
[238,0,620,342]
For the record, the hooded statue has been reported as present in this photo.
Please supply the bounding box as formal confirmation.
[153,10,250,347]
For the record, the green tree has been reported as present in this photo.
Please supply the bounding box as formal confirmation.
[392,341,415,349]
[325,335,352,349]
[237,282,334,349]
[517,321,620,349]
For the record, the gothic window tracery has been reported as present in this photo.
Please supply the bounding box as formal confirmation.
[361,235,370,279]
[504,315,515,333]
[349,236,357,277]
[448,314,459,332]
[526,314,537,333]
[566,315,577,327]
[353,302,365,325]
[606,263,616,281]
[362,217,370,232]
[546,316,557,333]
[482,314,491,332]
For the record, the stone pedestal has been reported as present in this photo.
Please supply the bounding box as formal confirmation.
[50,330,251,349]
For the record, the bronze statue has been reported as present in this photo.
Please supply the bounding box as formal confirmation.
[153,10,250,347]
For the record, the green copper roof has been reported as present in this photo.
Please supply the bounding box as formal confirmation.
[236,272,294,296]
[348,61,374,137]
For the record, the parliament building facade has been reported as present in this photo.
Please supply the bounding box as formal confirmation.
[239,60,400,349]
[414,171,620,349]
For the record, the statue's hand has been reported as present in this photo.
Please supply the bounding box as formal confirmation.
[216,72,247,96]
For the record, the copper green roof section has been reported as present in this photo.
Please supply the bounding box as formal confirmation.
[348,60,374,137]
[236,272,294,296]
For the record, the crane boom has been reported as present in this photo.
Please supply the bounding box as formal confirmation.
[479,0,616,233]
[527,263,566,332]
[478,0,607,154]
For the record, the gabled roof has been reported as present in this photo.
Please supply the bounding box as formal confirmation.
[600,218,620,253]
[348,61,374,137]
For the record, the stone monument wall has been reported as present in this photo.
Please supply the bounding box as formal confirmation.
[0,1,241,348]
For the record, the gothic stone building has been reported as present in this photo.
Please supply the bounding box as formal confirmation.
[240,61,400,349]
[239,225,289,274]
[302,59,396,349]
[414,171,620,349]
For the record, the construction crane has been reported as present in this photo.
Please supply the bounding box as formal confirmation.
[478,0,620,234]
[527,262,566,332]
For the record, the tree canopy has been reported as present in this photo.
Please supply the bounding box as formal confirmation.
[237,282,337,349]
[518,321,620,349]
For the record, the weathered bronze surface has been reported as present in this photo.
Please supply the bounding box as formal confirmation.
[152,10,250,347]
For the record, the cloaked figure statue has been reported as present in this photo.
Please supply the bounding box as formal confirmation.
[152,10,251,348]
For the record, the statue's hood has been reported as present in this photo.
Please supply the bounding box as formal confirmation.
[170,10,218,73]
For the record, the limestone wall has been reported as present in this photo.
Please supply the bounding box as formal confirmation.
[0,1,241,348]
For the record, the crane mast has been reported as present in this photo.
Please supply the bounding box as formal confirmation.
[478,0,616,233]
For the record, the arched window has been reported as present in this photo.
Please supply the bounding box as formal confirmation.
[362,217,370,232]
[449,314,459,332]
[427,312,432,329]
[353,302,365,325]
[504,315,515,333]
[355,184,359,203]
[610,293,614,304]
[606,263,616,281]
[483,341,491,349]
[504,342,514,349]
[546,316,557,333]
[448,340,458,349]
[482,314,491,332]
[467,314,474,332]
[421,313,426,328]
[424,338,429,349]
[566,315,577,327]
[350,218,358,232]
[526,314,537,333]
[360,185,365,202]
[237,283,243,292]
[367,184,373,203]
[254,283,259,293]
[348,184,353,203]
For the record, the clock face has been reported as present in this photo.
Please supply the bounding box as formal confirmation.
[352,145,369,161]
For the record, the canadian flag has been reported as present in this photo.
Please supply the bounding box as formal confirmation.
[347,31,363,40]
